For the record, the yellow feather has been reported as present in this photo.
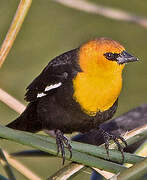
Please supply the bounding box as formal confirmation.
[73,38,125,116]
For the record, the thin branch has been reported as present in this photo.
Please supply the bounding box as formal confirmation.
[122,125,147,147]
[54,0,147,28]
[48,163,85,180]
[92,168,114,179]
[115,158,147,180]
[135,140,147,157]
[0,88,25,114]
[0,149,16,180]
[50,164,114,180]
[0,0,32,67]
[2,150,42,180]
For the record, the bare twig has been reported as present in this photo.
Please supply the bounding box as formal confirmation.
[48,163,85,180]
[54,0,147,28]
[115,158,147,180]
[0,149,16,180]
[135,140,147,157]
[0,88,25,114]
[2,150,42,180]
[0,0,32,67]
[92,168,114,179]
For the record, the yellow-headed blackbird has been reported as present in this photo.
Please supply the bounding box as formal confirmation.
[7,37,138,163]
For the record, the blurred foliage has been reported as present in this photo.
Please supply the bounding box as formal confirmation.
[0,0,147,179]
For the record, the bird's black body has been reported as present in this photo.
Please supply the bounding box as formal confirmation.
[7,48,118,133]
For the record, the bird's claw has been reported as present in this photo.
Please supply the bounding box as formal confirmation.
[99,128,127,163]
[55,130,72,165]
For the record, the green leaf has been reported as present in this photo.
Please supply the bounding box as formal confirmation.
[0,125,126,174]
[0,125,146,175]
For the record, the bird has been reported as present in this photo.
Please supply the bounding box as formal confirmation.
[6,37,138,164]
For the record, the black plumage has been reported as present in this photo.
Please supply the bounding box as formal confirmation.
[7,48,118,133]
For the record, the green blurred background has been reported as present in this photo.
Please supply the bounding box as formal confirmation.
[0,0,147,179]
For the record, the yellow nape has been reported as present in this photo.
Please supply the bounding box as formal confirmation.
[73,38,125,116]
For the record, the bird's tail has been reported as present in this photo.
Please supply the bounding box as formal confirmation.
[6,102,42,133]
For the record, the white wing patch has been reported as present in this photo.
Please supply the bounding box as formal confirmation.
[37,92,46,98]
[45,82,62,92]
[37,82,62,98]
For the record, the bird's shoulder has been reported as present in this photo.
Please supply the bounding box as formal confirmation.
[25,48,81,102]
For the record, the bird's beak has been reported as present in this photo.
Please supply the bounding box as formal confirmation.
[116,51,139,64]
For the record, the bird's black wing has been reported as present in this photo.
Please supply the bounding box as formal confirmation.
[25,48,81,102]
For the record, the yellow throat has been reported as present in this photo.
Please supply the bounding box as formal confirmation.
[73,39,125,116]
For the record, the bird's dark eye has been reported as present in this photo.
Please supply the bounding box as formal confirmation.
[104,52,119,61]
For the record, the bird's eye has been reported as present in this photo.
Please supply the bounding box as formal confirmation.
[104,52,119,61]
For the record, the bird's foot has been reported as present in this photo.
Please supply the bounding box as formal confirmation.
[55,130,72,165]
[99,128,127,163]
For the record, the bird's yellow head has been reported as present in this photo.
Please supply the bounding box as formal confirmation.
[79,37,138,75]
[73,37,138,115]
